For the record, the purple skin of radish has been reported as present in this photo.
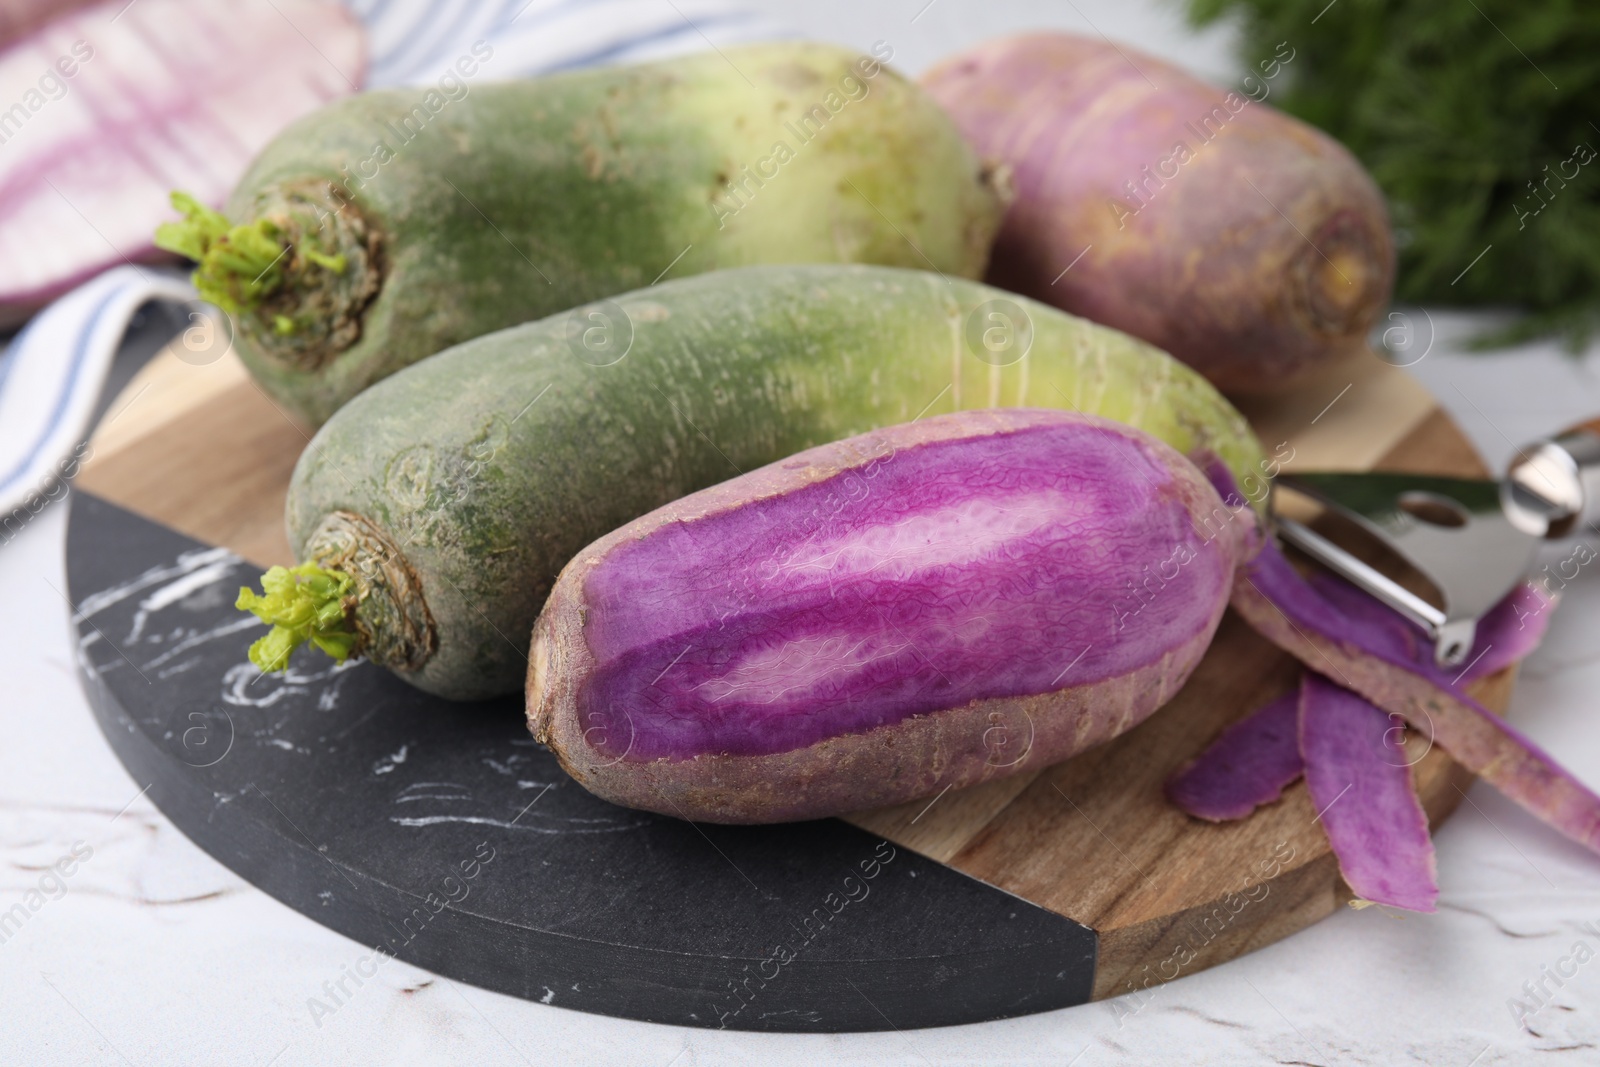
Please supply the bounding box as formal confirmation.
[1298,672,1439,912]
[528,409,1253,824]
[1309,570,1557,682]
[920,33,1394,394]
[1231,534,1600,856]
[1164,691,1302,822]
[1171,462,1579,909]
[1169,565,1560,911]
[1168,574,1558,823]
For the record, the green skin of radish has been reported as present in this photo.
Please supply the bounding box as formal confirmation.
[185,41,1006,426]
[263,264,1267,701]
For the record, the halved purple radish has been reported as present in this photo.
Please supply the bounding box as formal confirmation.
[528,409,1253,823]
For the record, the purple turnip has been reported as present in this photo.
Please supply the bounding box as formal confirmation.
[921,33,1395,394]
[527,409,1255,823]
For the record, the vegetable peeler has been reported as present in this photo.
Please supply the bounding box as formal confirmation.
[1273,418,1600,667]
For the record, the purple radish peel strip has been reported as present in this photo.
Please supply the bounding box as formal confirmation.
[1232,533,1600,857]
[1167,576,1557,822]
[1298,671,1439,912]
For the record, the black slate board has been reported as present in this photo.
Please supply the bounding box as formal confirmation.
[67,491,1097,1031]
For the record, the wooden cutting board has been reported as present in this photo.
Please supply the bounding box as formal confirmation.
[71,340,1511,1024]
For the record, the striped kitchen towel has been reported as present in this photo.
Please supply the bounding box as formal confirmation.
[0,0,788,527]
[357,0,788,85]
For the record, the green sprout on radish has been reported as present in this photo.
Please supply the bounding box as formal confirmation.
[236,563,360,674]
[154,191,346,328]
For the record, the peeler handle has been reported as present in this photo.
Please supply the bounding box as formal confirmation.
[1503,419,1600,539]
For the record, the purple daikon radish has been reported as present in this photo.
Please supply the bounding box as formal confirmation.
[1298,672,1438,911]
[1165,691,1301,821]
[528,409,1253,824]
[921,33,1395,394]
[0,0,364,324]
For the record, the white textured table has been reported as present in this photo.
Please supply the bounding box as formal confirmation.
[5,2,1600,1064]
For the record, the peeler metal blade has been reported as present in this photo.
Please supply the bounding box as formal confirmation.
[1272,472,1543,668]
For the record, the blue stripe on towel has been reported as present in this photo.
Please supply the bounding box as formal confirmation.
[364,0,784,86]
[390,0,526,81]
[0,283,126,498]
